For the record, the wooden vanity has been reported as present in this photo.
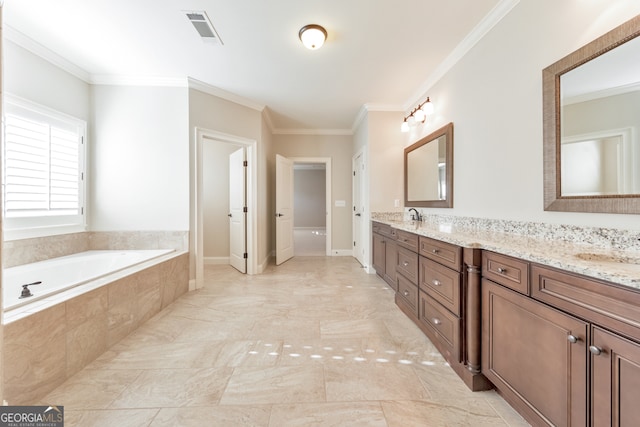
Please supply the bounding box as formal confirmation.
[372,219,640,426]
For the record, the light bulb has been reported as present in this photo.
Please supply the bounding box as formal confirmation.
[299,25,327,50]
[413,109,425,122]
[400,121,409,132]
[422,98,434,115]
[407,115,417,127]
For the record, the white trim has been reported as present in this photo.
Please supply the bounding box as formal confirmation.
[4,25,91,82]
[188,77,265,111]
[194,128,258,289]
[90,75,188,87]
[273,128,353,136]
[404,0,520,111]
[288,157,332,256]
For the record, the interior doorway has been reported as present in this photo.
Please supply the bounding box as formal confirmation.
[275,156,332,262]
[293,162,327,256]
[194,128,257,289]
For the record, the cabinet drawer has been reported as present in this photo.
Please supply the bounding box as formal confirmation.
[531,264,640,339]
[396,246,419,284]
[397,274,419,316]
[372,221,394,239]
[420,257,461,316]
[419,237,462,272]
[419,292,461,362]
[483,251,529,295]
[396,230,419,252]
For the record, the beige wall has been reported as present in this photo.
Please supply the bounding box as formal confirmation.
[294,169,326,228]
[367,111,406,213]
[273,134,353,252]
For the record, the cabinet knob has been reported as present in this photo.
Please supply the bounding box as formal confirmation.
[432,249,439,254]
[567,335,579,344]
[432,280,441,287]
[432,318,442,325]
[497,267,507,274]
[403,290,409,297]
[589,345,603,356]
[402,261,409,267]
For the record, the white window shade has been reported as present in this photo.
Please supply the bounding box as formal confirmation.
[3,96,86,238]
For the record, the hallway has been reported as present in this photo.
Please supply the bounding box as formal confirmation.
[41,257,529,426]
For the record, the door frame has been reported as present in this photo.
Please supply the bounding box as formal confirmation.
[288,157,332,256]
[194,127,257,289]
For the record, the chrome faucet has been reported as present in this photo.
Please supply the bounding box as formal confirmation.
[19,281,42,299]
[408,208,422,222]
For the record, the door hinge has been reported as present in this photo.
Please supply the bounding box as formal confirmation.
[243,253,248,259]
[243,206,248,213]
[353,241,356,247]
[243,160,248,167]
[353,171,356,176]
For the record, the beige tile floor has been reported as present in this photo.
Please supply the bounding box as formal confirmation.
[41,257,530,426]
[293,228,326,256]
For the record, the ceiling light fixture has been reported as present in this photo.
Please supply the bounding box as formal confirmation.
[401,97,434,133]
[299,24,327,50]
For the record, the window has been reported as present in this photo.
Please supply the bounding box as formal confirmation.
[3,96,86,239]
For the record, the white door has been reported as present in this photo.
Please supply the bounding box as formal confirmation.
[353,152,365,266]
[276,154,294,265]
[229,147,246,273]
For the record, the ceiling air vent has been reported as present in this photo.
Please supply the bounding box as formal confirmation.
[184,11,223,45]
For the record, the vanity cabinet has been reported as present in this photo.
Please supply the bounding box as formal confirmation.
[482,251,640,426]
[372,221,490,391]
[418,238,463,363]
[395,230,420,316]
[372,222,397,290]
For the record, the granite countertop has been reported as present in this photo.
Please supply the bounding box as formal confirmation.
[373,217,640,290]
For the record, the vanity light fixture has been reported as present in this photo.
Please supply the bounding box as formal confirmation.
[401,97,434,132]
[299,24,327,50]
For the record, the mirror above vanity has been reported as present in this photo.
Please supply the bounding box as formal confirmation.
[404,122,453,208]
[543,14,640,214]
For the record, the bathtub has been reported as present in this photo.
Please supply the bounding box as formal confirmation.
[3,249,175,311]
[3,248,189,405]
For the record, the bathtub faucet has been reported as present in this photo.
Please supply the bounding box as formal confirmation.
[19,281,42,299]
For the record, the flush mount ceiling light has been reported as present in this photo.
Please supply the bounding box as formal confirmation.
[299,24,327,50]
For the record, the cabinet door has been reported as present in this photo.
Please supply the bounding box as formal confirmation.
[372,233,386,275]
[384,240,397,290]
[591,326,640,427]
[482,280,588,426]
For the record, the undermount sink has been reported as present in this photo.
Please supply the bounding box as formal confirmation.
[574,252,640,264]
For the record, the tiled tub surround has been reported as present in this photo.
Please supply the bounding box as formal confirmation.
[3,230,189,268]
[372,213,640,289]
[3,251,189,405]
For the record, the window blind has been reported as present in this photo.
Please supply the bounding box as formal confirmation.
[4,112,82,217]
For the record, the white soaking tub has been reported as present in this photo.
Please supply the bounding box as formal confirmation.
[3,249,174,311]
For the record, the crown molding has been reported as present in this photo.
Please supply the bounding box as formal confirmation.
[272,128,353,136]
[351,103,404,133]
[187,77,265,112]
[404,0,520,111]
[4,25,91,82]
[90,75,188,87]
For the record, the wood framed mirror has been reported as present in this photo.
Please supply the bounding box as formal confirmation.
[543,14,640,214]
[404,122,453,208]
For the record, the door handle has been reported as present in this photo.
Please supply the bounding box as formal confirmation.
[275,213,284,217]
[355,213,361,217]
[228,213,232,217]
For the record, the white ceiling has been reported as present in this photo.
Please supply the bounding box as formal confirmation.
[4,0,508,132]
